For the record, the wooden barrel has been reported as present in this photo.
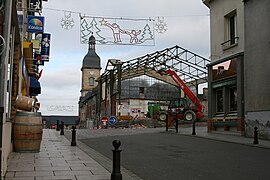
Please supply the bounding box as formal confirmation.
[13,111,43,152]
[15,95,35,111]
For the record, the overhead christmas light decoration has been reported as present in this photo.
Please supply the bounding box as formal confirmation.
[61,11,75,30]
[80,15,155,46]
[155,17,167,34]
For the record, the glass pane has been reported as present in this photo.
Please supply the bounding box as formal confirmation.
[229,87,237,111]
[216,90,223,113]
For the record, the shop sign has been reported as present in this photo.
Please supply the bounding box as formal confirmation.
[41,33,51,61]
[27,16,44,33]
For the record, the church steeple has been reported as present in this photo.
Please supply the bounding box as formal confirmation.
[80,35,101,97]
[89,34,96,51]
[82,35,101,69]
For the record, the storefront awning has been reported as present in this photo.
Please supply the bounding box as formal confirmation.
[212,79,236,89]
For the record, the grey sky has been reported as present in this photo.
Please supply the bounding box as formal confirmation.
[38,0,209,115]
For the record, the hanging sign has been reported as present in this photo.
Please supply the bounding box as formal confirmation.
[41,33,51,61]
[34,53,44,66]
[27,16,44,33]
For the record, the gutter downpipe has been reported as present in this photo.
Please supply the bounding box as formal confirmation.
[0,0,13,178]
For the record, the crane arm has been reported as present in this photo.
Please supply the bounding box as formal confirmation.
[163,69,204,112]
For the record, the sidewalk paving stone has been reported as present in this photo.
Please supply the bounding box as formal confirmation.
[4,129,111,180]
[5,124,270,180]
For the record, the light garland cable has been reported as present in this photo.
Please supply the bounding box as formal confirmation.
[43,7,208,20]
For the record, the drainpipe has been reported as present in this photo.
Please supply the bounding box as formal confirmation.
[0,0,13,176]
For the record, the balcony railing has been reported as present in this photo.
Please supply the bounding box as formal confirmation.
[221,37,239,50]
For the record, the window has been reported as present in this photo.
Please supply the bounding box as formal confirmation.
[229,87,237,111]
[89,77,94,86]
[222,10,238,49]
[228,15,236,45]
[216,89,223,113]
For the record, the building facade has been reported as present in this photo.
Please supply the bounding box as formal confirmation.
[1,1,22,176]
[203,0,245,134]
[244,0,270,139]
[203,0,270,139]
[1,0,48,177]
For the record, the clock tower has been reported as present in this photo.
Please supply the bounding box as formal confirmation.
[80,35,101,97]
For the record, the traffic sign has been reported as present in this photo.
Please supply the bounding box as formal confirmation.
[101,116,108,122]
[109,116,117,125]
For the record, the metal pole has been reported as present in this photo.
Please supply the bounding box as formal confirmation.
[56,120,60,131]
[253,127,259,144]
[166,116,168,132]
[117,64,122,112]
[111,140,122,180]
[175,119,178,133]
[60,121,64,135]
[71,126,76,146]
[192,122,196,135]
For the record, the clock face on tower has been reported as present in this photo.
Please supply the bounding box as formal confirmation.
[89,71,94,76]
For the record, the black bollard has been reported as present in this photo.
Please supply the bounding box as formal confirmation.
[56,120,60,131]
[166,117,168,132]
[60,121,64,135]
[192,122,196,135]
[175,119,178,133]
[111,140,122,180]
[71,125,76,146]
[253,126,259,144]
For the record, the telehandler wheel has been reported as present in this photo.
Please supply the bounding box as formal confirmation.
[159,112,167,121]
[183,110,196,122]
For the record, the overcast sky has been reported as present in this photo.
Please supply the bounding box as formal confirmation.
[38,0,210,116]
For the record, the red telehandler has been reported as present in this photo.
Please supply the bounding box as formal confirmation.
[158,69,204,125]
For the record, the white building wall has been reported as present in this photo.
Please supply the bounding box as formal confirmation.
[208,0,244,61]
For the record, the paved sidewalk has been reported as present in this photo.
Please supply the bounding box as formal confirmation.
[4,129,111,180]
[176,124,270,149]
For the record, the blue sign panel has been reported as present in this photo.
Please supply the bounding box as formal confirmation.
[109,116,117,125]
[41,33,51,61]
[27,16,44,33]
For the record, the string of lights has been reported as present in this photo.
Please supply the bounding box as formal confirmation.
[41,7,209,45]
[43,7,209,20]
